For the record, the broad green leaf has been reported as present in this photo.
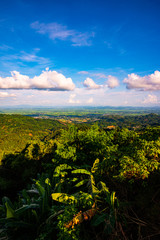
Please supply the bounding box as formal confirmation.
[71,177,78,182]
[35,181,45,196]
[98,181,109,194]
[5,201,15,219]
[27,189,39,195]
[91,158,99,173]
[78,192,93,201]
[51,193,77,204]
[88,175,99,197]
[74,179,88,188]
[45,178,51,186]
[71,169,92,176]
[15,204,39,216]
[110,192,116,208]
[53,164,72,177]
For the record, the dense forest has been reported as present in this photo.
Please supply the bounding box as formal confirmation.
[0,113,160,239]
[0,115,65,161]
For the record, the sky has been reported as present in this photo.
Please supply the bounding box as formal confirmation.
[0,0,160,107]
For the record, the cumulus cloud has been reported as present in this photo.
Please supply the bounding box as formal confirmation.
[0,70,75,91]
[106,75,119,89]
[31,21,94,47]
[83,77,102,89]
[83,75,119,90]
[123,70,160,91]
[0,92,16,98]
[143,94,158,104]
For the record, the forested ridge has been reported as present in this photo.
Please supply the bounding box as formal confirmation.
[0,113,160,239]
[97,113,160,128]
[0,114,66,161]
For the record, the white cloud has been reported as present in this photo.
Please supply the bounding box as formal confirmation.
[0,70,75,91]
[1,50,50,65]
[83,75,119,90]
[78,71,107,79]
[79,71,119,89]
[78,71,89,75]
[87,97,93,104]
[123,70,160,91]
[68,93,81,103]
[106,75,119,88]
[0,44,13,51]
[31,21,94,47]
[19,51,48,64]
[71,32,94,46]
[143,94,158,104]
[0,87,155,107]
[83,77,102,89]
[0,92,16,98]
[93,73,107,79]
[31,21,74,40]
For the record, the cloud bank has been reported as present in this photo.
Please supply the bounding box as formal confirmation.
[0,92,16,98]
[68,93,81,104]
[123,71,160,91]
[143,94,158,104]
[0,70,75,91]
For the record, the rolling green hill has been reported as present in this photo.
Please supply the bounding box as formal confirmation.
[0,114,66,162]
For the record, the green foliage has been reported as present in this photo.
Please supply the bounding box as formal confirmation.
[51,160,119,237]
[98,127,160,181]
[1,114,160,239]
[55,124,114,167]
[4,197,16,219]
[91,158,99,173]
[71,169,92,176]
[0,175,56,239]
[51,193,77,205]
[57,205,81,240]
[53,164,72,178]
[0,114,65,162]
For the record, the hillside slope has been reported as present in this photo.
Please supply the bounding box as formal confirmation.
[0,114,65,162]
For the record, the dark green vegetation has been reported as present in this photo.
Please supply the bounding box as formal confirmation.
[0,114,65,161]
[97,113,160,129]
[1,112,160,161]
[0,112,160,239]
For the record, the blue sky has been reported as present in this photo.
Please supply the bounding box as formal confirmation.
[0,0,160,106]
